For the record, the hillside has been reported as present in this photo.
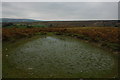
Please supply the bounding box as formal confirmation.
[1,18,40,22]
[11,20,119,27]
[2,19,119,28]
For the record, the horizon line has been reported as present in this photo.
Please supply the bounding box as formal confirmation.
[1,18,119,21]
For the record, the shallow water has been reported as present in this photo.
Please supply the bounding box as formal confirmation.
[3,35,117,78]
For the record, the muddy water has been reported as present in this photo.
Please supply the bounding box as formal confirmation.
[3,35,117,78]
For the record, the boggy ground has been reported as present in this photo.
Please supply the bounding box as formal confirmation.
[2,27,119,78]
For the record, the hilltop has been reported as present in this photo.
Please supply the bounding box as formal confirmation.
[0,18,40,22]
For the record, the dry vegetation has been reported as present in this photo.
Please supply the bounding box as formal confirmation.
[3,27,119,42]
[2,27,120,52]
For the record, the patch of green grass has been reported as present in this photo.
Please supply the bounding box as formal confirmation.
[33,25,48,28]
[102,42,120,51]
[3,24,48,28]
[35,32,47,35]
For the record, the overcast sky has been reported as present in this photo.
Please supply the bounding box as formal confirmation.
[2,2,118,20]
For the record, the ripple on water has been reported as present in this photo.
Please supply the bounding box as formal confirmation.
[7,36,116,78]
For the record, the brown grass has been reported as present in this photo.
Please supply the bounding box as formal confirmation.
[3,27,119,43]
[2,27,120,52]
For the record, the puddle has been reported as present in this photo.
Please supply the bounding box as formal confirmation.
[3,35,117,78]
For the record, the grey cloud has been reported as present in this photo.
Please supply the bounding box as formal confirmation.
[2,2,118,20]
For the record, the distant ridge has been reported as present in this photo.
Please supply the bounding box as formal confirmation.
[0,18,40,22]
